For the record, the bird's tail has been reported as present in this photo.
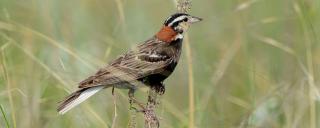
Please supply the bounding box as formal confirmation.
[57,86,105,114]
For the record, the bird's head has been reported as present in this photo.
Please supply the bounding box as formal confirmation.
[164,13,202,33]
[156,13,202,43]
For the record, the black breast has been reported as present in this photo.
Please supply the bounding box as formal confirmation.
[141,39,182,85]
[144,61,178,83]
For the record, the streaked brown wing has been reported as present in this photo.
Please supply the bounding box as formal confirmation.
[78,38,173,89]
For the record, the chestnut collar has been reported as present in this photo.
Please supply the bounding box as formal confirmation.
[156,26,178,43]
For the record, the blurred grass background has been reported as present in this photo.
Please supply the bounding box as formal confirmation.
[0,0,319,127]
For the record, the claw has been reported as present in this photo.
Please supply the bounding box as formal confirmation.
[129,106,145,113]
[129,105,138,111]
[129,97,146,109]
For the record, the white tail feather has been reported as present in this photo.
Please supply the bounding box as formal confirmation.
[58,86,104,114]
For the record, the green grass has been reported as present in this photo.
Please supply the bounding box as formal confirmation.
[0,105,10,128]
[0,0,319,127]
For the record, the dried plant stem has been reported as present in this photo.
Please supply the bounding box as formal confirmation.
[176,0,194,127]
[144,88,160,128]
[184,35,195,128]
[177,0,192,13]
[128,109,137,128]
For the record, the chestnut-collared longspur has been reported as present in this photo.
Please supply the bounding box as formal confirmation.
[57,13,202,114]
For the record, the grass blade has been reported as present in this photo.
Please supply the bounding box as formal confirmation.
[184,34,195,128]
[0,42,16,128]
[0,105,10,128]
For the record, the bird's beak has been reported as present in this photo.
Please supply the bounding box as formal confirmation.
[189,16,202,24]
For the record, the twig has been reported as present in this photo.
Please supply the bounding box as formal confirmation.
[184,35,195,128]
[144,88,160,128]
[128,109,137,128]
[177,0,192,13]
[176,0,194,128]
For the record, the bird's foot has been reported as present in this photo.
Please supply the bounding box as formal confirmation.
[129,97,145,109]
[128,89,146,112]
[151,84,165,95]
[130,106,147,113]
[129,98,147,113]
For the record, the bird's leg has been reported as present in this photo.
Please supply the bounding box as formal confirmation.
[128,89,135,109]
[112,86,115,95]
[128,89,145,111]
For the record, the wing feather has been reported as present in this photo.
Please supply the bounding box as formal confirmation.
[78,38,174,88]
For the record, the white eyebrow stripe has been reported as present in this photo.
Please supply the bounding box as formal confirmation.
[168,15,187,26]
[164,16,172,24]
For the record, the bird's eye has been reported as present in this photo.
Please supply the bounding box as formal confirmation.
[183,18,188,22]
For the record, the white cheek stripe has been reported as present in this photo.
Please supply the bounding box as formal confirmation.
[168,16,187,26]
[175,34,184,40]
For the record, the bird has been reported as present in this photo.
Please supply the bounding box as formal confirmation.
[57,13,202,114]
